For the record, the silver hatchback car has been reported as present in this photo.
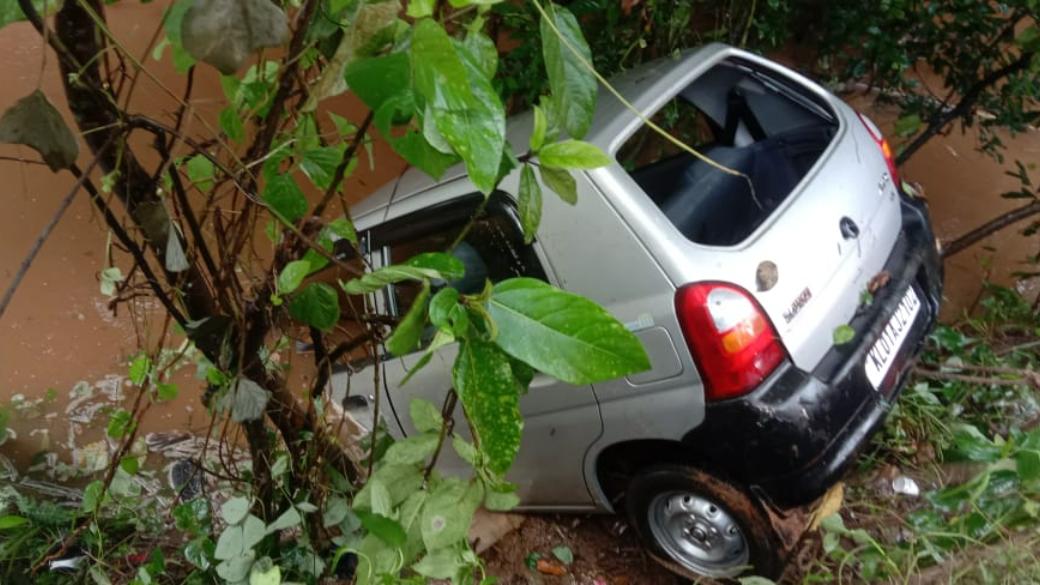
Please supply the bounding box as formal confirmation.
[329,44,943,579]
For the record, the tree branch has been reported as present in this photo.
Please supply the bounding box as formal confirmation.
[0,138,113,322]
[897,49,1037,165]
[942,198,1040,258]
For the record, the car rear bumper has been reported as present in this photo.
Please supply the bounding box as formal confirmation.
[681,193,943,508]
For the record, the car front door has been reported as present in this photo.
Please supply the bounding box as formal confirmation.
[374,193,605,509]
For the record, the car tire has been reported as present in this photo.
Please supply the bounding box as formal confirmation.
[625,465,784,581]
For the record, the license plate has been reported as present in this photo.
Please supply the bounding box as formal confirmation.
[864,287,921,390]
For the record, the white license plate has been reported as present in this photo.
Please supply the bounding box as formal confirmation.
[864,287,922,390]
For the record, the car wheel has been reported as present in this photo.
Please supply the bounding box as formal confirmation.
[625,465,783,580]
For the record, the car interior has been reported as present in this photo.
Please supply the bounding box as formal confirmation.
[620,59,839,246]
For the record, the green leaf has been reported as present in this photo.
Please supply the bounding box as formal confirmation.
[266,507,302,534]
[107,409,134,439]
[370,478,393,517]
[220,107,245,142]
[539,139,611,169]
[344,52,411,113]
[241,514,266,549]
[119,456,140,475]
[181,0,289,74]
[530,105,548,152]
[357,511,407,547]
[551,545,573,565]
[411,19,473,111]
[263,174,308,223]
[216,551,256,582]
[540,5,596,139]
[383,433,439,465]
[341,253,464,294]
[184,537,214,570]
[1017,449,1040,481]
[518,165,542,245]
[429,46,506,194]
[1015,26,1040,52]
[413,549,463,579]
[288,282,340,331]
[129,354,151,385]
[0,90,79,171]
[453,340,523,474]
[538,166,577,204]
[185,154,215,190]
[893,114,922,139]
[326,217,358,246]
[452,435,479,465]
[249,557,281,585]
[429,287,461,332]
[300,146,344,190]
[487,278,650,384]
[322,496,350,528]
[832,324,855,346]
[353,464,424,511]
[221,497,251,525]
[461,31,498,79]
[386,281,431,356]
[278,260,311,294]
[214,526,244,560]
[410,399,444,434]
[421,478,482,550]
[0,515,28,530]
[229,377,270,423]
[406,0,435,18]
[82,480,104,513]
[484,486,520,511]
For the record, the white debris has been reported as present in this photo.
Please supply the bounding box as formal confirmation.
[892,476,920,497]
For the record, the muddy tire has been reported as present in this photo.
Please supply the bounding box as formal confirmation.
[625,465,784,581]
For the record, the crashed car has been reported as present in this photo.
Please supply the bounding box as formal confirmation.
[329,43,943,579]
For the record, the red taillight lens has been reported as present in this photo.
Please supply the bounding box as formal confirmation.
[856,112,901,190]
[675,283,786,401]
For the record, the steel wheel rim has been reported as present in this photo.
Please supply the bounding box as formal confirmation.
[647,490,749,577]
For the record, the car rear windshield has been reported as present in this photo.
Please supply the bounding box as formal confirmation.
[618,58,838,246]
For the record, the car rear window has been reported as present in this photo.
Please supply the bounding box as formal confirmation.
[617,59,837,247]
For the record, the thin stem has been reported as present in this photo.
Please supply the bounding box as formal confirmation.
[0,139,113,321]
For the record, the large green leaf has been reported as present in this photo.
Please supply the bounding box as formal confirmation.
[409,399,444,434]
[410,19,473,111]
[487,278,649,385]
[452,340,523,474]
[0,90,79,171]
[518,165,542,244]
[288,283,340,331]
[263,174,308,223]
[461,31,498,79]
[357,511,407,547]
[372,91,460,178]
[344,52,411,112]
[429,41,506,194]
[539,139,611,169]
[421,478,482,550]
[340,253,464,294]
[386,281,431,356]
[540,4,596,139]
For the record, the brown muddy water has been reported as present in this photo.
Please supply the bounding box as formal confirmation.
[0,2,1037,470]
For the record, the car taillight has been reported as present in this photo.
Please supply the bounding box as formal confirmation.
[856,112,901,190]
[675,283,786,401]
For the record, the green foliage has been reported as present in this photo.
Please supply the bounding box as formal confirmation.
[540,3,596,139]
[287,282,340,331]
